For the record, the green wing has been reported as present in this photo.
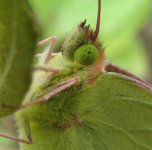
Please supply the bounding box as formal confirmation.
[16,72,152,150]
[79,72,152,150]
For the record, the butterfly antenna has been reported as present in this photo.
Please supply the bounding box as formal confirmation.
[92,0,101,42]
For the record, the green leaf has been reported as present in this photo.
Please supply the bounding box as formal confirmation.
[0,0,39,117]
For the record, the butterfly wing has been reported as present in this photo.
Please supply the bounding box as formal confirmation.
[16,72,152,150]
[77,72,152,150]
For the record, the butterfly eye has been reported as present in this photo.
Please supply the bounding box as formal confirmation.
[74,44,99,65]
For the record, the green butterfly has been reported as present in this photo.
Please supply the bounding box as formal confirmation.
[1,0,152,150]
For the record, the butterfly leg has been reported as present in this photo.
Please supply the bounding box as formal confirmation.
[23,77,80,108]
[37,36,57,64]
[33,66,59,74]
[35,36,59,74]
[0,120,32,144]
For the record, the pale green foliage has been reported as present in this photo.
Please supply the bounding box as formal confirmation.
[0,0,39,117]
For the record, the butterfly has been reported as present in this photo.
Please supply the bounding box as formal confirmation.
[1,0,152,150]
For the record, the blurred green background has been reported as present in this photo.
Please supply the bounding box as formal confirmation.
[0,0,152,149]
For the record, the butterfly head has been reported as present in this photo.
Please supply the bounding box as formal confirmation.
[62,0,104,68]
